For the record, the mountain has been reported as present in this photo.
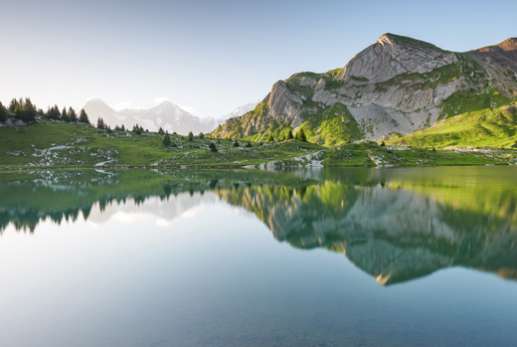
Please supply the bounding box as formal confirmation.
[218,102,258,120]
[212,33,517,145]
[84,99,217,134]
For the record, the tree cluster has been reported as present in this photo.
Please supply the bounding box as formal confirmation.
[132,124,145,135]
[0,97,91,125]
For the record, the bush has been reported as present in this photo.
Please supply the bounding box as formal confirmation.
[188,132,194,141]
[209,142,218,152]
[233,141,240,147]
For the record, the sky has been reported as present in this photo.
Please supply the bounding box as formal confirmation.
[1,0,516,117]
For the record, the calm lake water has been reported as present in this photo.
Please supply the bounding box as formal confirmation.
[0,166,516,347]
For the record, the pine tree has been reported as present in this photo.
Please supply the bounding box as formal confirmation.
[46,105,61,120]
[11,98,37,123]
[132,124,143,135]
[68,107,78,122]
[188,131,194,141]
[199,132,205,139]
[97,117,106,129]
[79,109,90,124]
[162,132,172,147]
[158,127,164,135]
[8,99,19,113]
[61,107,69,122]
[0,102,7,122]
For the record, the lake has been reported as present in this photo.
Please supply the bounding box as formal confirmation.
[0,166,516,347]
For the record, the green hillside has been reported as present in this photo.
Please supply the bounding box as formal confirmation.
[0,121,320,169]
[387,103,517,148]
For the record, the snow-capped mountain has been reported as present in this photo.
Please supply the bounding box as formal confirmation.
[84,99,217,134]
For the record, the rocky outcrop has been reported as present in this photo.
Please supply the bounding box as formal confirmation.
[342,33,458,83]
[213,33,517,141]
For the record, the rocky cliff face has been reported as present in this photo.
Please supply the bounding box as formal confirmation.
[213,33,517,142]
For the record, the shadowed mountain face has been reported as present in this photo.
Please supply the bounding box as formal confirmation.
[1,167,516,286]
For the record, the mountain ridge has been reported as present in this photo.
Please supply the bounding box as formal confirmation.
[84,99,217,134]
[212,33,517,144]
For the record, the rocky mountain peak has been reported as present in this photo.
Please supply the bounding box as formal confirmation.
[499,37,517,51]
[376,33,442,50]
[342,33,456,83]
[84,98,114,113]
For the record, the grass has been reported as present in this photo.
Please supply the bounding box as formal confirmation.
[374,54,486,92]
[297,103,362,146]
[323,142,516,167]
[211,100,269,139]
[0,121,321,169]
[440,88,511,118]
[387,103,517,149]
[1,120,515,170]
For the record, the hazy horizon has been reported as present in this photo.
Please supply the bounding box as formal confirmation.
[1,0,516,118]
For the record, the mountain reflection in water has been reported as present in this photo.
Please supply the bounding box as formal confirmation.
[1,166,516,286]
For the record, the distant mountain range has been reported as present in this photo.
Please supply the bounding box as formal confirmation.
[212,33,517,145]
[84,99,217,134]
[218,102,257,120]
[84,99,258,135]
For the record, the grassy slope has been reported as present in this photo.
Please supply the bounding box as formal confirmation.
[323,142,516,167]
[0,121,515,169]
[0,121,321,169]
[387,103,517,148]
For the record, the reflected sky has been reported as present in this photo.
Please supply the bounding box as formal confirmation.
[0,167,516,346]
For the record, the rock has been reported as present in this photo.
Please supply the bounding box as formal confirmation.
[213,33,517,141]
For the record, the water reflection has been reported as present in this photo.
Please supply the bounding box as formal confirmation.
[1,166,516,285]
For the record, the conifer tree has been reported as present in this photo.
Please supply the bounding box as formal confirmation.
[79,109,90,124]
[0,102,7,122]
[162,132,172,147]
[97,117,106,129]
[188,131,194,141]
[68,107,78,122]
[61,107,69,122]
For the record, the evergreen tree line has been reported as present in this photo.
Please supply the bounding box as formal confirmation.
[0,98,90,124]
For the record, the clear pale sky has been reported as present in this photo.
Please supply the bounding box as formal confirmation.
[1,0,515,117]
